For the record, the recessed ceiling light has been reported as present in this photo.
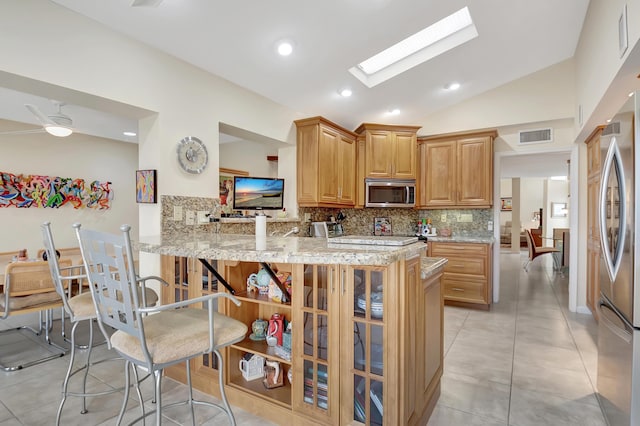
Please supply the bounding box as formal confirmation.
[123,131,137,137]
[277,41,293,56]
[387,108,401,115]
[444,82,461,90]
[349,6,478,88]
[339,88,353,97]
[629,92,635,97]
[606,119,612,123]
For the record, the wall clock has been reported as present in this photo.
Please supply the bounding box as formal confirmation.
[176,136,208,174]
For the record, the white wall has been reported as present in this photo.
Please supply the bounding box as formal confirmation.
[219,140,279,178]
[575,0,640,138]
[520,178,545,230]
[0,0,304,280]
[417,59,576,135]
[0,125,138,256]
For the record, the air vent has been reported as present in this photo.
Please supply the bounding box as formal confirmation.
[603,121,621,136]
[518,128,553,145]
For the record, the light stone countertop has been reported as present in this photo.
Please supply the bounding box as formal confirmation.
[137,231,427,266]
[427,235,495,244]
[421,257,448,278]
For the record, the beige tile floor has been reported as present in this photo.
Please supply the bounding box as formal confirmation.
[0,250,605,425]
[428,250,605,426]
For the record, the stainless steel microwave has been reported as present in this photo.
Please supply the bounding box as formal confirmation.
[365,178,416,208]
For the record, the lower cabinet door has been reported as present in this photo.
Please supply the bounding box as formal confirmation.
[292,264,340,424]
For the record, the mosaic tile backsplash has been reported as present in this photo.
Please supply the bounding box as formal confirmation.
[161,195,493,238]
[299,207,494,237]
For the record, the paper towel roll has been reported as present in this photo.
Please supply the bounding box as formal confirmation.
[256,236,266,250]
[255,214,267,238]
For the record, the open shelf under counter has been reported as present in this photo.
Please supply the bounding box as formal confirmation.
[233,290,292,309]
[227,374,292,408]
[231,337,292,365]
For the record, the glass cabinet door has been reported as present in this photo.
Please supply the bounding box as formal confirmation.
[346,266,386,426]
[293,264,338,424]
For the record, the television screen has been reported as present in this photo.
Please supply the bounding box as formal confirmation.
[232,176,284,210]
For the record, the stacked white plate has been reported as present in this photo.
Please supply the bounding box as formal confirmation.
[357,292,383,318]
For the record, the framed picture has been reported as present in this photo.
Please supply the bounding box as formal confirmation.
[551,202,568,218]
[136,169,157,204]
[619,4,628,57]
[374,217,392,236]
[500,197,512,211]
[219,167,248,211]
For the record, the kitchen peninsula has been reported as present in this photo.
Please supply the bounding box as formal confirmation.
[138,231,446,426]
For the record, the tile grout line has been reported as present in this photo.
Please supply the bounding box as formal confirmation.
[547,267,609,421]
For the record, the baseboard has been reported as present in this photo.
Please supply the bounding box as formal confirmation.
[576,305,592,315]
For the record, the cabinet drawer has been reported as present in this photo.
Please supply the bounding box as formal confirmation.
[430,242,487,258]
[443,277,487,304]
[442,256,486,276]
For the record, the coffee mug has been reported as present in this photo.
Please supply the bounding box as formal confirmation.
[251,318,268,340]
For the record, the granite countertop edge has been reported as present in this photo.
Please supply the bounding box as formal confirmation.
[427,235,495,244]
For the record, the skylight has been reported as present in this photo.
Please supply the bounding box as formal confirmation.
[349,7,478,88]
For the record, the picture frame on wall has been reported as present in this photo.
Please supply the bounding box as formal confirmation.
[219,167,249,212]
[551,202,568,218]
[374,217,392,236]
[136,169,157,204]
[501,197,512,211]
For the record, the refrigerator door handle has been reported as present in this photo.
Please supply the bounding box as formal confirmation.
[599,300,633,344]
[599,137,627,282]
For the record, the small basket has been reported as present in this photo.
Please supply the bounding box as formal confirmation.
[440,228,452,237]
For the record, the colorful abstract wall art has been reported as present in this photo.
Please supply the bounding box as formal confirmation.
[136,169,157,204]
[0,171,113,209]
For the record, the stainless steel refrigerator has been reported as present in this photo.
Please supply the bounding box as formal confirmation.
[598,91,640,426]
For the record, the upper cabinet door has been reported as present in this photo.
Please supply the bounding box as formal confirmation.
[457,136,493,206]
[422,141,456,206]
[393,131,417,179]
[365,131,393,178]
[318,126,340,203]
[338,134,356,204]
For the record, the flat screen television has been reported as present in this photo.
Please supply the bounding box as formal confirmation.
[232,176,284,211]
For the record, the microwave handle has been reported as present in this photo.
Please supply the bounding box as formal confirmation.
[406,186,410,202]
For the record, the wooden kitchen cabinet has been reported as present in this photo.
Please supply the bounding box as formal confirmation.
[296,116,357,208]
[428,242,492,309]
[403,257,443,425]
[585,126,605,320]
[417,130,497,208]
[161,255,443,425]
[355,123,421,180]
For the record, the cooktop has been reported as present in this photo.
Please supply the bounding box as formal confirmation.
[329,235,419,246]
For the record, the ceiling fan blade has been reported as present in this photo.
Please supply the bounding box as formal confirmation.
[0,129,45,136]
[25,104,55,126]
[131,0,164,7]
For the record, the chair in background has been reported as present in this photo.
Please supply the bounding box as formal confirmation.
[524,228,560,272]
[0,259,70,370]
[42,221,161,425]
[75,223,248,425]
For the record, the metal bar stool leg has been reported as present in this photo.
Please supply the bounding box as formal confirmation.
[216,349,236,426]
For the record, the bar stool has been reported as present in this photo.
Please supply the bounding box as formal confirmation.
[75,223,247,425]
[41,222,160,425]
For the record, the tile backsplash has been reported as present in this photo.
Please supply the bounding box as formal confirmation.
[299,207,493,237]
[161,195,493,238]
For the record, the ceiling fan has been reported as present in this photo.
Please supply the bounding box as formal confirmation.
[0,102,74,137]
